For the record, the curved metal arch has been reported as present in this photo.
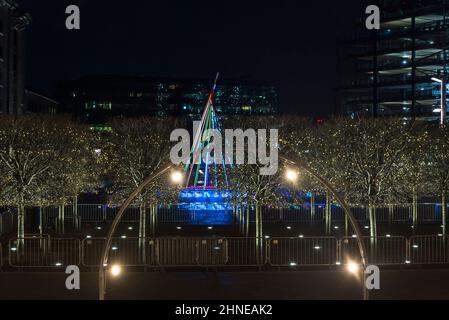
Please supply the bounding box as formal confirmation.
[99,158,369,300]
[98,164,173,300]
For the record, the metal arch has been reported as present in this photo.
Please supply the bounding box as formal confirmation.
[280,156,369,300]
[98,164,173,300]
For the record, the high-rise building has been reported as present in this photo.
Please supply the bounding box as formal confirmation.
[339,0,449,120]
[57,75,278,124]
[0,0,30,114]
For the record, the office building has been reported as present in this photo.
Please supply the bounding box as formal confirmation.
[339,0,449,120]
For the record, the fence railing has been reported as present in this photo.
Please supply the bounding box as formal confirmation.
[340,236,407,265]
[408,235,448,264]
[0,210,15,236]
[8,237,80,267]
[267,237,338,266]
[3,235,447,268]
[31,203,449,231]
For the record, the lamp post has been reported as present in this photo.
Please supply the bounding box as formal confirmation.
[431,77,446,126]
[98,165,183,300]
[281,156,369,300]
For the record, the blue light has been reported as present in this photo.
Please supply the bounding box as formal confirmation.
[178,187,234,225]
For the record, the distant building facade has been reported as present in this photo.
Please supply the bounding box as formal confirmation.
[57,75,278,124]
[26,90,58,115]
[339,0,449,120]
[0,0,30,114]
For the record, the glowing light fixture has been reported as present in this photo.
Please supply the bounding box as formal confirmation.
[171,171,184,184]
[110,264,122,277]
[347,261,359,274]
[285,169,298,182]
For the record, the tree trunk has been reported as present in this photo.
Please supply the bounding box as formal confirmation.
[38,206,45,252]
[245,198,250,237]
[150,202,157,237]
[325,192,331,235]
[412,186,418,232]
[388,204,394,225]
[138,201,146,264]
[239,200,245,235]
[38,206,43,237]
[73,196,79,230]
[310,192,315,226]
[17,203,25,256]
[255,204,263,265]
[344,213,349,237]
[233,196,238,225]
[58,204,65,235]
[369,205,377,248]
[442,191,446,238]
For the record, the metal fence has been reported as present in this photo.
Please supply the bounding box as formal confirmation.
[340,236,407,265]
[155,237,229,267]
[225,237,264,266]
[0,210,15,236]
[3,235,446,269]
[21,203,449,231]
[8,237,80,267]
[408,235,448,264]
[267,237,338,266]
[82,237,152,267]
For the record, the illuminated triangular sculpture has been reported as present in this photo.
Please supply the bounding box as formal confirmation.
[178,73,233,225]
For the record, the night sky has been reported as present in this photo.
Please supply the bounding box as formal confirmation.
[20,0,366,116]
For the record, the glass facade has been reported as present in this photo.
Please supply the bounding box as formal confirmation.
[57,75,278,123]
[339,0,449,120]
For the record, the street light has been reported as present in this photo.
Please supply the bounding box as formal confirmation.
[280,156,368,300]
[347,261,359,274]
[285,168,299,182]
[99,164,177,300]
[431,77,446,126]
[110,264,122,277]
[171,170,184,184]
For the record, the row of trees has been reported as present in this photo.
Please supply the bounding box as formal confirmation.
[0,115,448,248]
[280,116,449,239]
[0,115,177,252]
[0,116,99,249]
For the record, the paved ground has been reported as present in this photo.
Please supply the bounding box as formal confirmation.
[1,269,449,300]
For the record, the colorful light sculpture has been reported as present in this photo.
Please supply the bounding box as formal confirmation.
[178,73,233,225]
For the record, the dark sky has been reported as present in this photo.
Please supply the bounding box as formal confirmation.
[19,0,366,116]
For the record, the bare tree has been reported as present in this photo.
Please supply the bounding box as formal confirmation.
[0,115,88,252]
[394,122,431,230]
[330,118,409,244]
[427,124,449,237]
[100,117,178,261]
